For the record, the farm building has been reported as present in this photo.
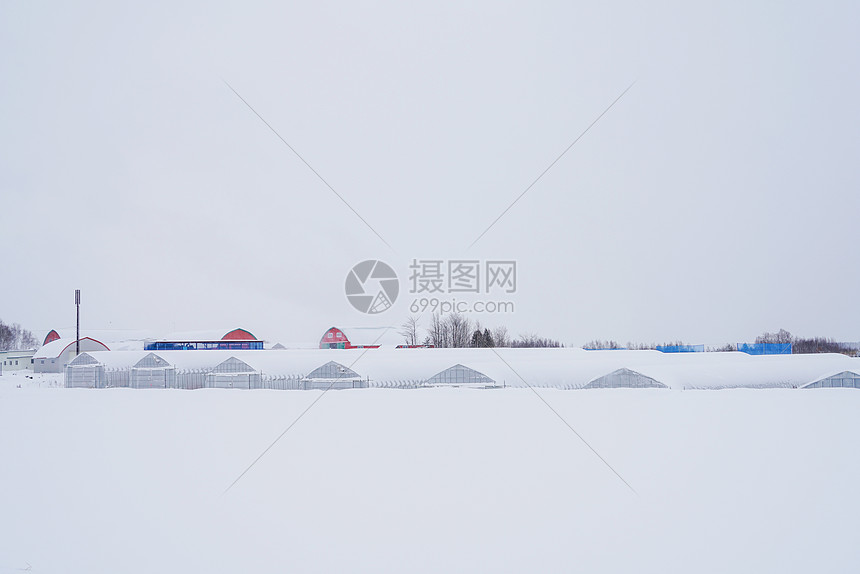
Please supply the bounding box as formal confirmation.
[144,328,263,351]
[32,328,153,353]
[65,352,106,388]
[43,329,61,345]
[802,371,860,389]
[34,337,110,373]
[205,356,262,389]
[318,326,401,349]
[302,360,366,389]
[424,364,497,388]
[583,368,667,389]
[0,348,37,371]
[131,353,176,389]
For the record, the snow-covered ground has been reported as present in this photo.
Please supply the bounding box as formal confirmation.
[1,370,858,573]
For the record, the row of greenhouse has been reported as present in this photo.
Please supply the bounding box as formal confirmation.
[66,354,372,390]
[63,347,860,391]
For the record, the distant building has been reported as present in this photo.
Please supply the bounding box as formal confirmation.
[144,328,263,351]
[222,328,257,341]
[65,353,106,388]
[802,371,860,389]
[43,330,61,345]
[583,368,666,389]
[131,353,175,389]
[205,357,261,389]
[424,364,497,388]
[0,348,37,371]
[318,326,400,349]
[33,337,110,373]
[302,361,366,389]
[320,327,360,349]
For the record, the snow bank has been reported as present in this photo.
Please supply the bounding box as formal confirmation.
[0,380,857,573]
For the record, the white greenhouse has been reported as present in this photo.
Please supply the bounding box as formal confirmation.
[65,352,106,388]
[801,371,860,389]
[58,346,860,392]
[205,357,261,389]
[583,368,666,389]
[302,361,366,390]
[131,353,176,389]
[424,364,497,388]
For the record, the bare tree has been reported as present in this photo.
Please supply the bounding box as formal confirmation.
[0,321,13,350]
[0,320,39,350]
[427,313,448,348]
[756,329,793,344]
[792,337,851,355]
[447,313,472,348]
[399,315,420,346]
[491,325,510,347]
[582,339,620,350]
[710,343,736,352]
[21,329,38,349]
[513,333,562,348]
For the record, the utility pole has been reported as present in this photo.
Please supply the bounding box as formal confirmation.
[75,289,81,356]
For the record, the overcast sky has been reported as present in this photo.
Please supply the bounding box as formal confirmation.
[2,1,858,347]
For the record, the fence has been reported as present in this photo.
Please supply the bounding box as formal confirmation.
[736,343,792,355]
[107,368,130,388]
[656,345,705,353]
[368,379,424,389]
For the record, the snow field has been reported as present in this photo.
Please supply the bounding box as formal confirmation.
[0,377,858,573]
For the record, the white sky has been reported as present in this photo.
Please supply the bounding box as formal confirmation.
[2,1,858,347]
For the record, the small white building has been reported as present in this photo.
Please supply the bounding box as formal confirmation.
[0,348,37,371]
[33,337,110,373]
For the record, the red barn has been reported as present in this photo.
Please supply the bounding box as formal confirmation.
[320,327,354,349]
[318,326,402,349]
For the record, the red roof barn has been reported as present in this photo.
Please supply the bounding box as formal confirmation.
[222,328,257,341]
[43,329,61,345]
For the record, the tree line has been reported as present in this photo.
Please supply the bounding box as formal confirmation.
[756,329,857,356]
[399,314,562,349]
[0,319,39,351]
[580,329,857,356]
